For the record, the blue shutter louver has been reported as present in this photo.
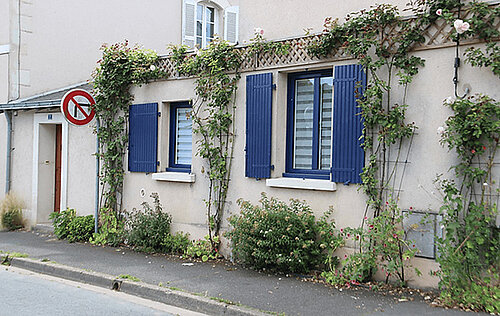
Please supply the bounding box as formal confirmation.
[331,64,366,184]
[128,103,158,173]
[245,73,273,178]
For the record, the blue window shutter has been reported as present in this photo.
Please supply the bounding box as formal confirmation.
[331,65,366,184]
[246,73,273,178]
[128,103,158,173]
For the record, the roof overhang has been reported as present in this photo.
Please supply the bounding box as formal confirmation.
[0,82,92,113]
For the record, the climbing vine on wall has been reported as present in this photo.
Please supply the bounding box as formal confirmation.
[170,39,242,250]
[437,94,499,313]
[308,3,428,285]
[432,1,500,312]
[91,41,163,233]
[170,33,288,251]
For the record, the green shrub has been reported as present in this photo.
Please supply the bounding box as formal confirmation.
[2,209,24,231]
[66,215,94,243]
[0,193,25,231]
[50,209,95,243]
[185,235,218,262]
[126,193,172,251]
[90,207,125,247]
[227,194,342,274]
[161,232,191,254]
[50,208,76,239]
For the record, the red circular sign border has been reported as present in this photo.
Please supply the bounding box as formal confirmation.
[60,89,96,126]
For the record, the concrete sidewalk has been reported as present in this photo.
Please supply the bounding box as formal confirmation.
[0,231,475,315]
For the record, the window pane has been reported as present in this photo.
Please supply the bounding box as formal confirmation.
[206,23,214,41]
[319,77,333,170]
[293,79,314,169]
[197,4,203,21]
[196,21,202,37]
[176,108,192,165]
[206,7,214,23]
[196,36,202,47]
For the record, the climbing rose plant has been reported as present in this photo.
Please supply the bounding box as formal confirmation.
[91,41,164,242]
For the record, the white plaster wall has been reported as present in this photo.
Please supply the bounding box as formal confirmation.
[18,0,182,98]
[238,0,409,42]
[9,111,33,211]
[0,0,9,44]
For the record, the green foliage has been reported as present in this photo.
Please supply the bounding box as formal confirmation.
[323,202,418,286]
[66,215,94,243]
[91,41,164,233]
[247,28,290,57]
[441,94,499,185]
[436,179,499,313]
[161,232,191,254]
[227,194,343,274]
[126,193,172,251]
[185,235,218,262]
[170,39,242,251]
[2,209,24,231]
[436,93,499,313]
[466,43,500,78]
[90,207,125,246]
[50,209,95,243]
[50,208,76,239]
[0,193,25,231]
[118,274,141,282]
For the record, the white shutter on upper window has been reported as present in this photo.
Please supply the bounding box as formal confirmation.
[224,6,239,44]
[182,0,196,48]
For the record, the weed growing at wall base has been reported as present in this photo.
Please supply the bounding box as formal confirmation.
[0,193,25,231]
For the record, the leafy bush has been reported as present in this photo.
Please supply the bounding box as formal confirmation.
[50,208,76,239]
[126,193,172,251]
[50,209,95,243]
[185,235,218,262]
[66,215,94,243]
[161,232,191,254]
[227,194,342,274]
[90,208,125,247]
[0,193,25,231]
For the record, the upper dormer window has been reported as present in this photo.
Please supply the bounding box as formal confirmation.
[196,3,216,48]
[182,0,239,49]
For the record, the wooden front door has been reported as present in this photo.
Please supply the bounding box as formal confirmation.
[54,124,62,213]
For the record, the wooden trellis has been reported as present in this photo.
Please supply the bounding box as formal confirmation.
[157,4,499,77]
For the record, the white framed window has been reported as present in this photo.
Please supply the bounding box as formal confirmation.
[182,0,239,49]
[196,3,216,48]
[168,102,192,172]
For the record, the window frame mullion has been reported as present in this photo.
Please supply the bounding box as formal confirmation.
[311,77,320,170]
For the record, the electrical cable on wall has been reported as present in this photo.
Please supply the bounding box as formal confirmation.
[453,0,470,99]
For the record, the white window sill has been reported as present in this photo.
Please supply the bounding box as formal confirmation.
[152,172,195,183]
[266,178,336,191]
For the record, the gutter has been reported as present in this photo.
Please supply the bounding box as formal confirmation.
[5,111,12,193]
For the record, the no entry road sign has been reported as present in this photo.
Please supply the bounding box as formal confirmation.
[60,89,96,126]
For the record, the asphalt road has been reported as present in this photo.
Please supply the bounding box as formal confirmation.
[0,266,206,316]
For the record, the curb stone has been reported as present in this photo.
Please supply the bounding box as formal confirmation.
[1,255,267,316]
